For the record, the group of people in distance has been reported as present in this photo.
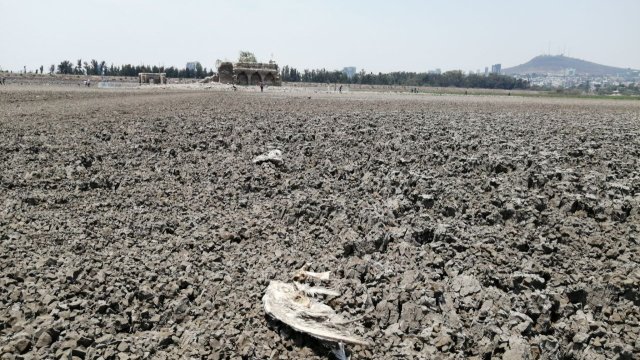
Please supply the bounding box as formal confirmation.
[232,82,348,94]
[232,82,265,92]
[233,82,265,92]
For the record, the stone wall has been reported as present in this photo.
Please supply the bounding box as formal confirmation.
[218,63,234,84]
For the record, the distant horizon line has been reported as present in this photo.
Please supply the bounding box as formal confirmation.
[1,53,638,74]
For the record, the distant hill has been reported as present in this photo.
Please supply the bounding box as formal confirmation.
[503,55,636,76]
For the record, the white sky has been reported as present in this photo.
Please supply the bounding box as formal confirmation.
[1,0,639,73]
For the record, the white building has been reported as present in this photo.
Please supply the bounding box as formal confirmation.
[186,62,200,72]
[342,67,356,79]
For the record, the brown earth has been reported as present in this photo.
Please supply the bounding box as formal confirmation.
[0,86,639,359]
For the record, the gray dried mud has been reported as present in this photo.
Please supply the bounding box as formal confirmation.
[1,87,639,359]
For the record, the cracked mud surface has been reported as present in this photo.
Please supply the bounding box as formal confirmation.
[1,87,639,359]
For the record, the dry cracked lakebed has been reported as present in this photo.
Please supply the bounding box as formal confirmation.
[1,86,639,359]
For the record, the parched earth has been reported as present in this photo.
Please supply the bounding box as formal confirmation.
[1,87,639,359]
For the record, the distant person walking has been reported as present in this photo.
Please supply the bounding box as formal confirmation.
[339,85,342,93]
[259,81,264,92]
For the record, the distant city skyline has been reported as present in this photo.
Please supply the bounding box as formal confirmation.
[1,0,639,73]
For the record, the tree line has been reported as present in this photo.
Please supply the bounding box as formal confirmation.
[280,66,529,89]
[46,58,528,89]
[52,59,214,78]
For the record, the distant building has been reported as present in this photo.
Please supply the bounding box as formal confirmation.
[491,64,502,74]
[217,61,281,86]
[342,67,356,79]
[186,62,200,72]
[485,67,489,76]
[565,68,576,76]
[139,73,167,85]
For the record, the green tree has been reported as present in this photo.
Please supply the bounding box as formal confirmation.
[195,62,204,78]
[90,60,99,75]
[57,60,73,74]
[238,51,257,63]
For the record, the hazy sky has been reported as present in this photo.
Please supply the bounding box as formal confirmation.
[1,0,639,73]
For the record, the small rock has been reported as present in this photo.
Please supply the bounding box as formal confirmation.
[36,332,53,348]
[117,341,129,352]
[573,332,589,344]
[434,334,452,349]
[451,275,482,297]
[592,337,602,347]
[610,311,622,323]
[503,336,529,360]
[13,338,31,354]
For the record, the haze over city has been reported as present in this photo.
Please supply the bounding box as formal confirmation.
[1,0,639,73]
